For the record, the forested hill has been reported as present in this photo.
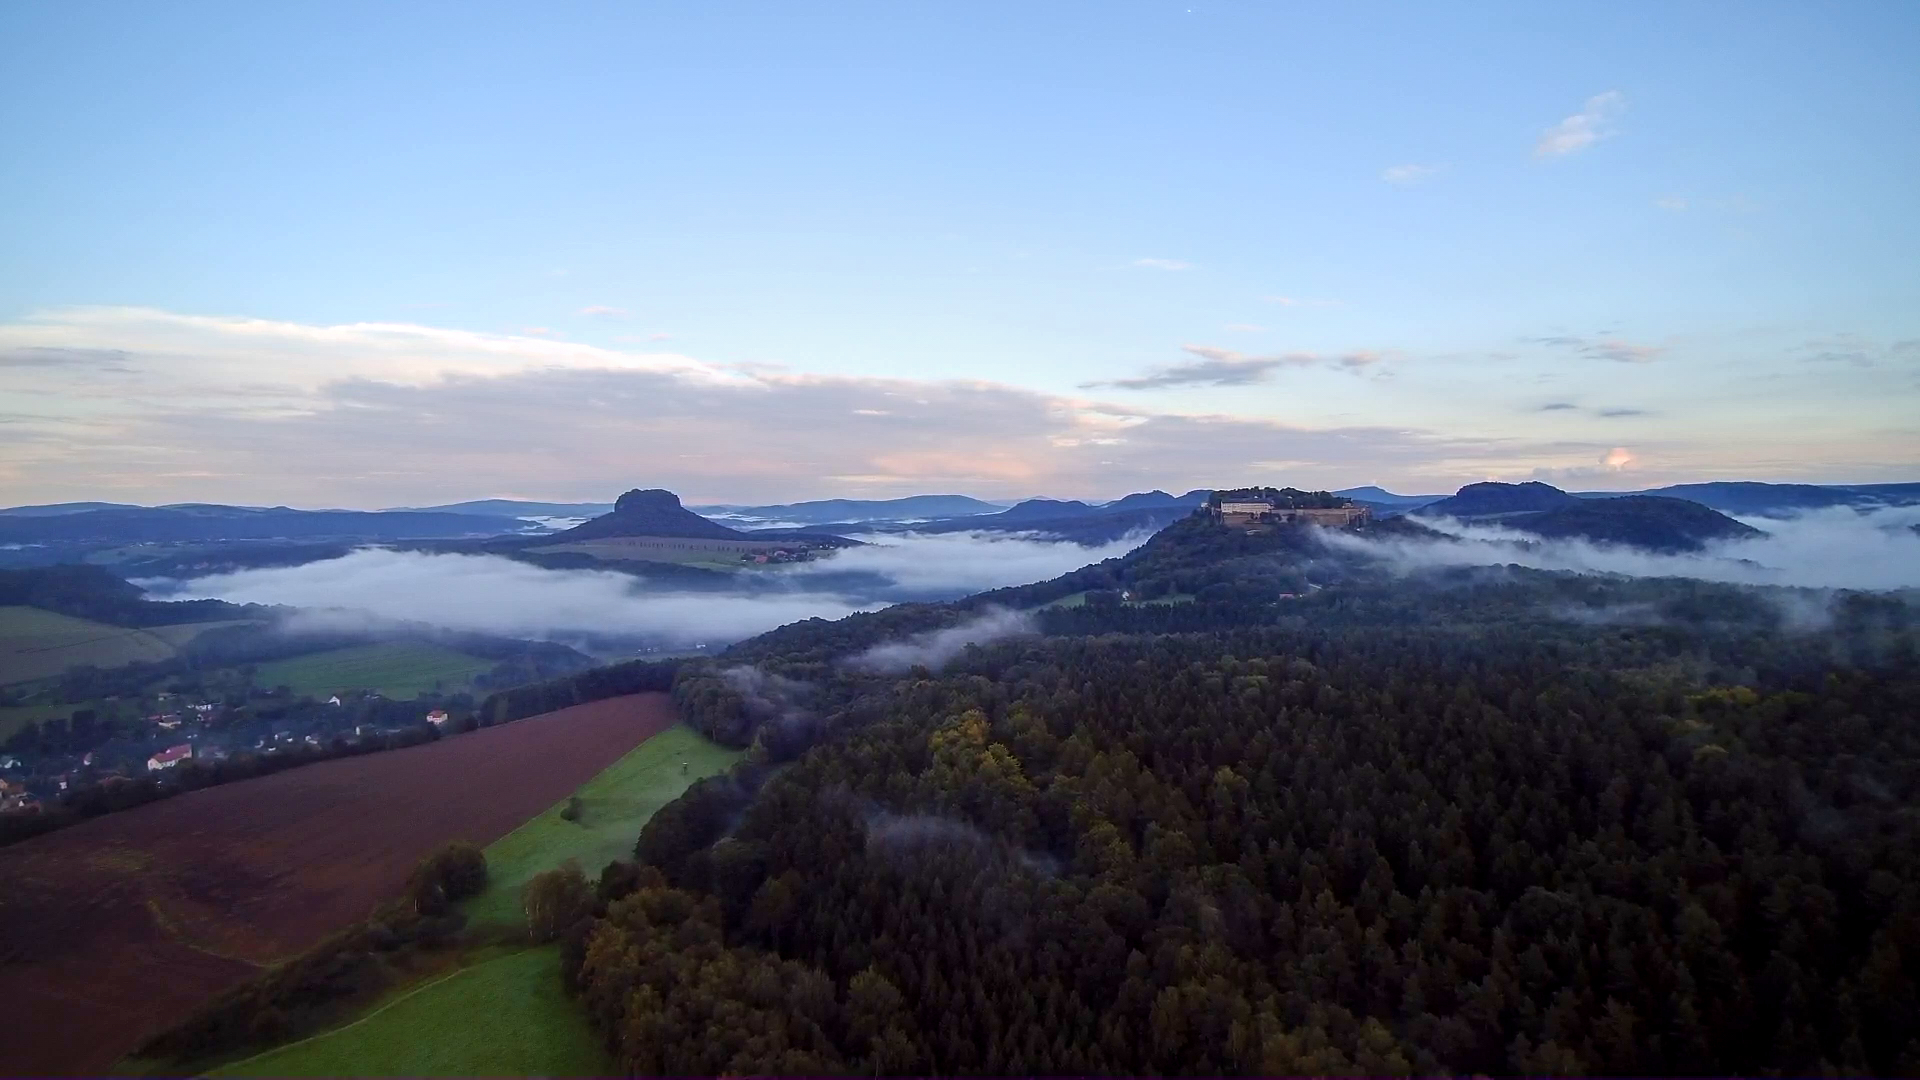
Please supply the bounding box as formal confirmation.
[1414,480,1582,518]
[1503,494,1764,552]
[0,564,255,627]
[547,488,750,542]
[551,509,1920,1076]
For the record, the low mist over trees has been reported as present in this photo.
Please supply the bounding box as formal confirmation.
[554,511,1920,1075]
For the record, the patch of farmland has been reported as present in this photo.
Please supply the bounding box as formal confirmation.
[465,724,744,927]
[0,692,679,1077]
[249,642,494,699]
[0,606,176,684]
[211,945,609,1078]
[143,619,260,648]
[211,725,741,1076]
[530,534,793,565]
[0,700,82,742]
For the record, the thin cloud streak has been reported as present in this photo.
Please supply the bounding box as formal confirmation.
[1086,345,1391,390]
[1536,91,1626,157]
[1382,163,1443,186]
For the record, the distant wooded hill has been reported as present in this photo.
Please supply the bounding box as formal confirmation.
[546,489,752,542]
[393,499,615,518]
[1413,483,1763,551]
[692,494,1006,524]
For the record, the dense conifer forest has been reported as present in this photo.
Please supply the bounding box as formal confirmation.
[561,514,1919,1075]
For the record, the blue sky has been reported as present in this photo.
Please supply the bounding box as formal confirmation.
[1,1,1916,506]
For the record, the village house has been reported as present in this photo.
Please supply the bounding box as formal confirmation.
[0,780,39,813]
[426,709,450,727]
[147,744,193,771]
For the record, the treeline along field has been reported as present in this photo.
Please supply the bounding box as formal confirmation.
[0,692,678,1076]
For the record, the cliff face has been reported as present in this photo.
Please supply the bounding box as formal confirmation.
[548,489,749,542]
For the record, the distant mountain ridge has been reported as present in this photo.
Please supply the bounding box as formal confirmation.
[0,505,529,545]
[0,502,143,517]
[1579,480,1920,516]
[1334,486,1446,509]
[1101,489,1212,512]
[692,494,1004,525]
[396,499,615,518]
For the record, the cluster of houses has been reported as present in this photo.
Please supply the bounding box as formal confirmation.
[0,764,35,813]
[1,687,467,817]
[738,548,809,565]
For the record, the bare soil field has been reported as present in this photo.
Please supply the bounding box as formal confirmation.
[0,693,678,1076]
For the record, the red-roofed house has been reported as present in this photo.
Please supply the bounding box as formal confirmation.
[147,744,193,771]
[426,709,450,727]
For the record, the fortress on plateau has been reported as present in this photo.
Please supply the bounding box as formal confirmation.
[1208,487,1372,529]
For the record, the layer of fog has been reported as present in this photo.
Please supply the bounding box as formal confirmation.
[847,608,1038,673]
[143,530,1140,649]
[1325,505,1920,591]
[779,530,1146,598]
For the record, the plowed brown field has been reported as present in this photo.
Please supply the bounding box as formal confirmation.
[0,693,678,1076]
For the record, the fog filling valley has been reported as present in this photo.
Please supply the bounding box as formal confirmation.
[1323,505,1920,592]
[142,530,1146,649]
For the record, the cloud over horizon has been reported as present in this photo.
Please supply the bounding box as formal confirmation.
[0,306,1909,509]
[0,306,1566,507]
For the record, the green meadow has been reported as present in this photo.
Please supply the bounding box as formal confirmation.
[464,724,745,927]
[0,606,177,685]
[249,642,494,699]
[212,723,741,1078]
[209,947,607,1078]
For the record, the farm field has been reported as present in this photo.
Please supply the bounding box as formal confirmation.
[531,534,792,567]
[0,700,78,741]
[142,619,257,647]
[213,724,740,1076]
[0,606,175,684]
[210,946,609,1078]
[0,607,254,686]
[250,642,494,699]
[0,692,678,1077]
